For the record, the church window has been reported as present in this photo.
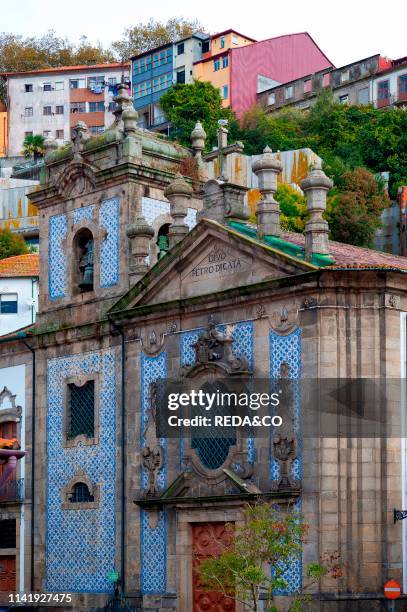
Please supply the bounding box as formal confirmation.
[73,228,94,293]
[69,482,94,503]
[67,380,95,440]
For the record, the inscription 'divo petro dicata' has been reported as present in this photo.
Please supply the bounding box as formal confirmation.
[185,246,250,282]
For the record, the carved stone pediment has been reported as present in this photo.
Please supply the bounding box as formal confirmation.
[55,161,97,199]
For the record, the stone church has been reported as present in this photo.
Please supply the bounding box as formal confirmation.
[0,84,407,611]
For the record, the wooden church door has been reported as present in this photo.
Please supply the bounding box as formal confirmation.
[192,522,235,612]
[0,556,16,592]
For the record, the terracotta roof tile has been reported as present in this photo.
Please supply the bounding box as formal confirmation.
[281,231,407,270]
[0,254,39,277]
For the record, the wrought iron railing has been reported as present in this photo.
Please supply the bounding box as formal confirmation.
[0,478,24,502]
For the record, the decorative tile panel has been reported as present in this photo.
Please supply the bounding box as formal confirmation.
[140,351,167,594]
[142,196,197,230]
[180,321,254,463]
[72,205,95,225]
[273,498,302,595]
[49,214,67,300]
[99,197,119,288]
[46,349,117,593]
[269,328,302,592]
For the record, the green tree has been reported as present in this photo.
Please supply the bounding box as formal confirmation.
[22,134,45,160]
[195,503,341,612]
[111,18,206,60]
[160,80,239,149]
[275,184,308,233]
[0,229,29,259]
[326,167,389,247]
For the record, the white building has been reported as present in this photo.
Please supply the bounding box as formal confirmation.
[2,63,130,157]
[0,254,39,336]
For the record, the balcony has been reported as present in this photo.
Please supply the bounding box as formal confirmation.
[0,478,24,503]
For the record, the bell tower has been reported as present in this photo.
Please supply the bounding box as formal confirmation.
[29,85,202,330]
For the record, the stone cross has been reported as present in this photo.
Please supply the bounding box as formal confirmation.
[211,122,229,182]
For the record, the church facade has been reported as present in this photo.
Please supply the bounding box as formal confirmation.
[0,85,406,611]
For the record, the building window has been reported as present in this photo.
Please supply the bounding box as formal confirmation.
[220,36,225,49]
[43,130,51,138]
[43,106,52,115]
[89,126,105,134]
[56,129,64,139]
[0,520,16,549]
[24,84,33,93]
[67,380,95,440]
[378,79,390,100]
[341,69,350,83]
[0,294,18,314]
[24,131,33,138]
[176,69,185,84]
[304,79,312,94]
[108,101,116,112]
[177,42,184,55]
[339,94,349,104]
[88,76,105,91]
[214,59,220,71]
[285,85,294,99]
[55,81,64,91]
[88,101,105,112]
[222,85,229,99]
[55,105,64,115]
[222,55,229,69]
[43,82,52,91]
[70,102,86,114]
[232,35,239,45]
[267,92,276,106]
[358,87,369,104]
[70,482,94,503]
[202,40,210,53]
[108,77,117,86]
[399,74,407,98]
[24,107,33,117]
[69,78,85,89]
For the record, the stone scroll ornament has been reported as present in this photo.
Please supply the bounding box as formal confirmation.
[183,316,250,375]
[271,362,300,492]
[141,380,164,496]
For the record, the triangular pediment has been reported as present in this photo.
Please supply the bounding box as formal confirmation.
[110,219,316,314]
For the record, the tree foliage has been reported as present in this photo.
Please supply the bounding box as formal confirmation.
[22,134,45,159]
[195,503,341,612]
[275,185,308,233]
[111,18,205,60]
[160,80,239,149]
[326,167,389,247]
[0,229,29,260]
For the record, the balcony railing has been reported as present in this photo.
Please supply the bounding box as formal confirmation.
[0,478,24,502]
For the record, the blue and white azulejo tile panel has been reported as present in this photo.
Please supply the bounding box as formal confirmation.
[99,197,119,288]
[72,204,95,226]
[142,196,197,230]
[46,349,117,593]
[49,213,68,300]
[140,351,167,594]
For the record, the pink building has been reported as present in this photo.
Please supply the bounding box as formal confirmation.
[229,32,334,117]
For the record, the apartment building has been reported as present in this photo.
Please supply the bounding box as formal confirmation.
[258,53,407,112]
[1,63,130,156]
[131,32,209,132]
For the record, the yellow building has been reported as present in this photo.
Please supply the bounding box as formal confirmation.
[193,29,255,107]
[0,109,7,157]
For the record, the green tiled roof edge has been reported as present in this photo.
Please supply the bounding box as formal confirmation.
[227,220,335,268]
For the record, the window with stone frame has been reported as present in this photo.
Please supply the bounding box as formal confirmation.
[67,380,95,440]
[70,482,94,503]
[0,520,16,548]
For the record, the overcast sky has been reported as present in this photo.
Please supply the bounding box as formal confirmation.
[3,0,406,67]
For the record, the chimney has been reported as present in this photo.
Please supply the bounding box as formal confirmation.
[252,147,283,238]
[301,160,333,260]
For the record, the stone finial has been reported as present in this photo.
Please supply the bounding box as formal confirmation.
[112,82,133,119]
[301,159,333,260]
[190,122,206,158]
[164,173,193,247]
[252,146,283,237]
[127,217,154,279]
[122,105,139,135]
